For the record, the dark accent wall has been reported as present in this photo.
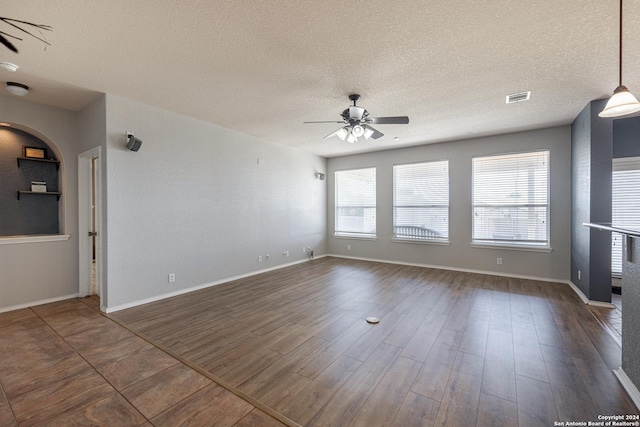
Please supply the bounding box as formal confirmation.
[613,116,640,159]
[0,127,59,236]
[571,99,612,302]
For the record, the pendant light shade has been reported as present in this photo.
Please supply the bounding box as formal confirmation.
[599,0,640,118]
[599,85,640,117]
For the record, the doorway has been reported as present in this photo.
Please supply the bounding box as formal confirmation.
[78,147,102,307]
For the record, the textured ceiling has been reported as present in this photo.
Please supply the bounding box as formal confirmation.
[1,1,639,157]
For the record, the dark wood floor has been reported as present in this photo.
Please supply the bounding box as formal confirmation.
[111,257,639,426]
[0,296,286,426]
[589,293,623,346]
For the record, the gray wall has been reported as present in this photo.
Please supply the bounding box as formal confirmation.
[102,95,327,310]
[0,94,79,309]
[622,236,640,390]
[327,126,571,281]
[571,99,612,302]
[614,116,640,159]
[0,128,60,235]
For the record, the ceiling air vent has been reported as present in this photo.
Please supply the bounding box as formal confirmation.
[506,91,531,104]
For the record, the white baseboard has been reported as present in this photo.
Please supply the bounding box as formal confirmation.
[330,254,618,307]
[614,368,640,411]
[0,293,79,314]
[328,253,568,284]
[105,256,325,313]
[567,281,616,308]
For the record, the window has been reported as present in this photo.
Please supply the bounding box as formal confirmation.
[612,157,640,276]
[335,167,376,238]
[393,160,449,241]
[472,150,549,247]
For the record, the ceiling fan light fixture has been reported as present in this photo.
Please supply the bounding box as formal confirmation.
[363,127,375,140]
[599,85,640,117]
[6,82,29,96]
[348,106,366,121]
[351,125,365,138]
[336,127,349,141]
[347,132,358,144]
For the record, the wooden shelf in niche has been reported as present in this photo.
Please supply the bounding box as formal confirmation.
[17,157,60,170]
[17,191,62,201]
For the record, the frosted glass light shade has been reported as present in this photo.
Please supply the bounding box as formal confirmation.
[363,127,374,140]
[599,85,640,117]
[6,82,29,96]
[352,125,365,137]
[335,127,349,141]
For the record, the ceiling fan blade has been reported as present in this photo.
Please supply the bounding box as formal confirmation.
[304,120,345,124]
[368,116,409,125]
[363,124,384,139]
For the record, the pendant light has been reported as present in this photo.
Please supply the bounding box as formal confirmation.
[599,0,640,118]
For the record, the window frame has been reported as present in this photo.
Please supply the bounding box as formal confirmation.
[334,166,377,239]
[611,156,640,277]
[471,149,551,251]
[392,159,450,244]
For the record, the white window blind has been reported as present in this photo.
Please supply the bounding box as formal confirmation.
[335,167,376,237]
[612,157,640,276]
[393,160,449,241]
[472,150,549,246]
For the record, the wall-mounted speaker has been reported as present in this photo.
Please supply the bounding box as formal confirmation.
[126,132,142,152]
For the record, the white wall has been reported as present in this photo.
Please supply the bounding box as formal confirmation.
[327,126,572,281]
[0,95,80,310]
[103,95,327,310]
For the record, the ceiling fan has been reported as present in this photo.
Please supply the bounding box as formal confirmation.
[304,94,409,143]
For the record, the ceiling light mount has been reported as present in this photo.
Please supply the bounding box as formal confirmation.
[6,82,29,96]
[0,62,19,72]
[599,0,640,118]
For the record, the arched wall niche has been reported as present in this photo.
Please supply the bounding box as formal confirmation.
[0,121,66,236]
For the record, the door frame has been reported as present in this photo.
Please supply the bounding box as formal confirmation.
[78,146,103,306]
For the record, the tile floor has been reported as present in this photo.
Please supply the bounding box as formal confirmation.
[0,297,288,426]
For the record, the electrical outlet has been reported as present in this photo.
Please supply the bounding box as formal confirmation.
[283,251,289,257]
[266,254,270,261]
[347,245,351,251]
[168,273,175,283]
[497,258,502,265]
[258,255,263,263]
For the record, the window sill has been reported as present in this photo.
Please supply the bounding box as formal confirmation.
[0,235,71,245]
[334,234,378,241]
[392,238,451,246]
[469,242,552,253]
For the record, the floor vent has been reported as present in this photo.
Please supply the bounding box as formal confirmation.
[506,91,531,104]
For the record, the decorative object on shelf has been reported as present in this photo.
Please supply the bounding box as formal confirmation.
[23,146,46,159]
[30,181,47,192]
[599,0,640,118]
[0,17,52,53]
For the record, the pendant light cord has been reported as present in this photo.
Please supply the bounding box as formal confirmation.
[619,0,623,87]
